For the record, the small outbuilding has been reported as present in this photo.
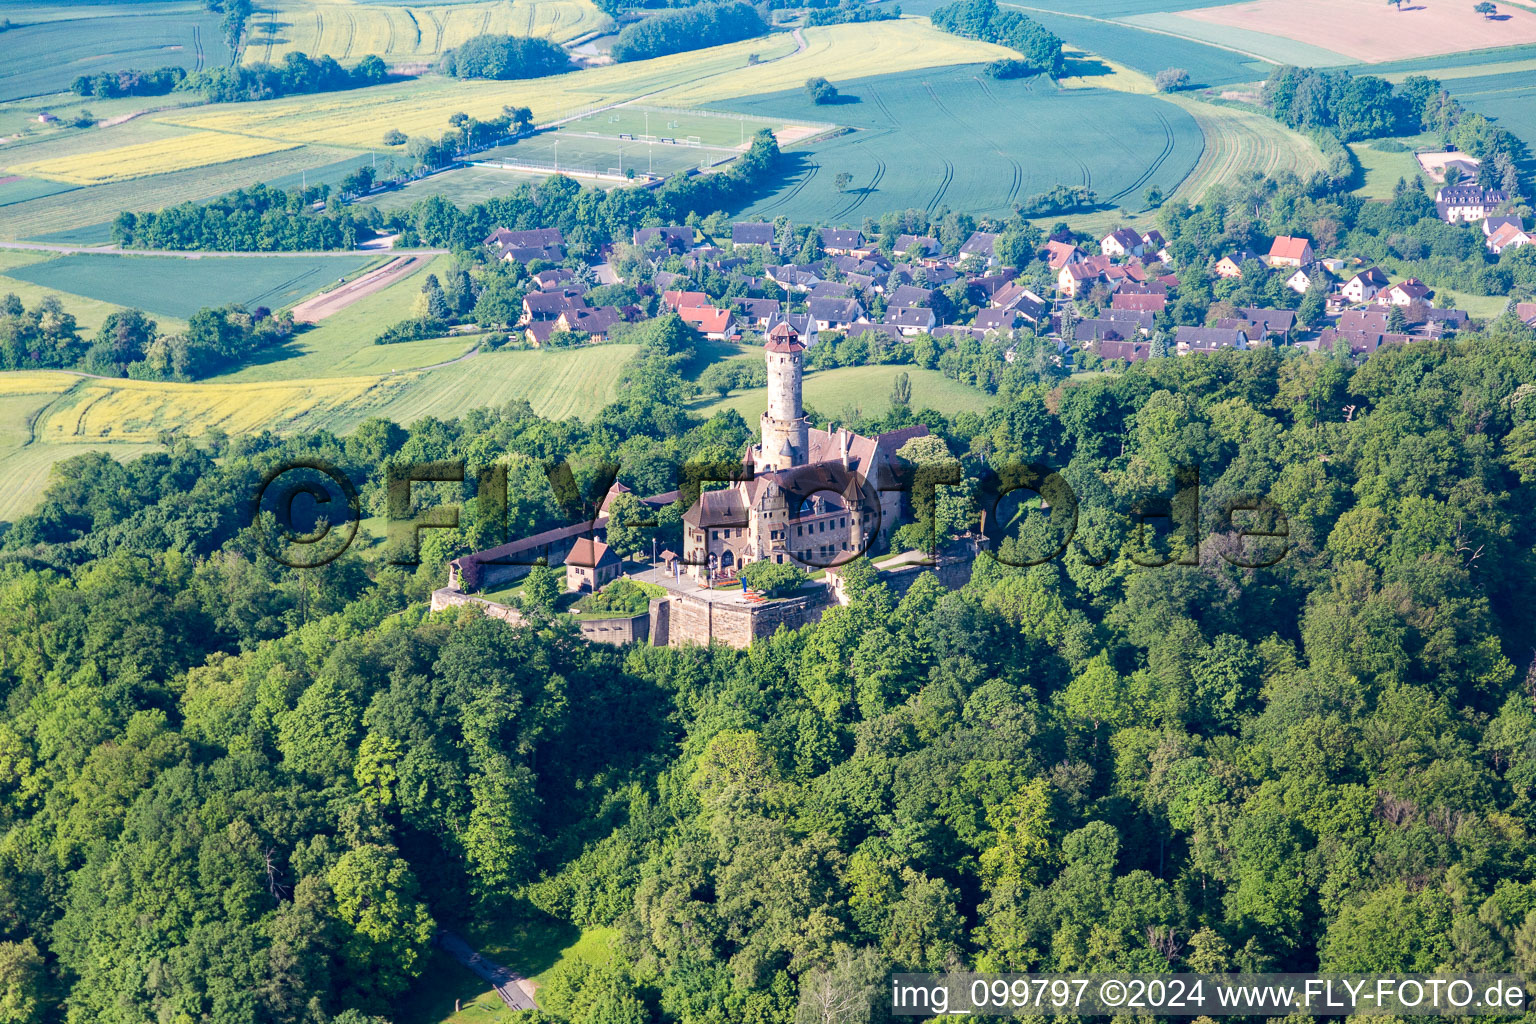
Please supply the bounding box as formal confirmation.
[566,537,622,592]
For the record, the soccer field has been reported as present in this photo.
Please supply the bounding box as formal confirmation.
[474,130,738,178]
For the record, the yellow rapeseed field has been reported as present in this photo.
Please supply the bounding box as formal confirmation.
[8,130,302,184]
[33,375,399,443]
[648,19,1016,105]
[158,34,800,150]
[245,0,610,65]
[0,372,81,399]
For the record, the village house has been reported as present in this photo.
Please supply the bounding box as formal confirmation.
[522,289,586,323]
[887,283,934,307]
[634,225,692,250]
[1111,292,1168,313]
[1099,338,1152,363]
[807,296,866,331]
[531,268,578,291]
[1102,308,1155,335]
[485,227,566,263]
[1285,264,1328,295]
[894,234,940,259]
[662,289,707,312]
[1241,306,1297,342]
[565,537,622,593]
[820,229,864,254]
[678,306,734,340]
[884,306,938,336]
[1175,325,1248,356]
[1267,235,1314,268]
[1101,227,1146,259]
[1341,266,1390,304]
[1142,230,1169,261]
[991,281,1048,322]
[1340,309,1390,334]
[974,308,1025,332]
[1519,302,1536,328]
[1214,250,1260,279]
[1074,318,1137,343]
[732,297,780,329]
[1377,278,1433,307]
[960,231,1000,263]
[1486,216,1534,254]
[732,222,777,247]
[557,305,628,341]
[766,264,822,292]
[1046,240,1083,273]
[1436,185,1509,222]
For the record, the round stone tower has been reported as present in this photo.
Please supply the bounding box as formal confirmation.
[761,322,810,470]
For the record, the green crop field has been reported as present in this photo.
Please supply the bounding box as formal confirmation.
[0,2,233,102]
[1444,72,1536,154]
[1161,95,1328,203]
[0,250,190,335]
[0,176,79,208]
[999,7,1270,86]
[1359,43,1536,75]
[1117,11,1355,67]
[6,252,379,320]
[0,144,370,242]
[692,365,995,422]
[720,65,1202,222]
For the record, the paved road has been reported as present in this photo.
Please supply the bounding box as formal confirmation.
[437,930,538,1011]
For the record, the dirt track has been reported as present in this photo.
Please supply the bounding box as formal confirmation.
[290,254,427,323]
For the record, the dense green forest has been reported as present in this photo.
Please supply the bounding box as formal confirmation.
[2,296,1536,1021]
[609,3,768,63]
[929,0,1064,79]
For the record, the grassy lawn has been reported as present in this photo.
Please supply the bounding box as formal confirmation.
[219,254,463,382]
[692,365,994,422]
[397,904,617,1024]
[1350,141,1425,200]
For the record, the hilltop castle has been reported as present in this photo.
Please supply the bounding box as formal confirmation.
[436,323,953,647]
[681,319,926,579]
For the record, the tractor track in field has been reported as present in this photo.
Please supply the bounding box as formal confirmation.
[833,148,885,219]
[1106,109,1175,204]
[423,9,444,52]
[193,23,205,70]
[262,9,277,63]
[406,9,421,48]
[384,10,396,55]
[758,161,820,214]
[967,74,1025,206]
[339,9,356,60]
[926,159,954,216]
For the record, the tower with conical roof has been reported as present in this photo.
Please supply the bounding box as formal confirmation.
[760,321,810,471]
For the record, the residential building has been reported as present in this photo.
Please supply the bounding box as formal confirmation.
[732,222,777,247]
[1436,185,1509,222]
[1101,227,1145,258]
[884,306,938,336]
[820,229,864,254]
[1214,250,1260,278]
[678,306,734,340]
[1175,326,1248,355]
[807,297,866,331]
[1267,235,1314,268]
[1341,266,1390,304]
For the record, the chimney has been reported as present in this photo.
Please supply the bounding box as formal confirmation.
[840,429,850,470]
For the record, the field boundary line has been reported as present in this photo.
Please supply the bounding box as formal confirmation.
[997,1,1280,64]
